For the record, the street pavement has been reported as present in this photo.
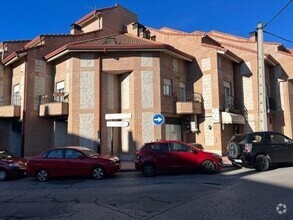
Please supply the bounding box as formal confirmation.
[0,159,292,220]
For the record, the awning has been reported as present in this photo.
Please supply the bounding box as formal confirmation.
[221,112,245,124]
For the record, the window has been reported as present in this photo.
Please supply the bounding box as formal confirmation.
[55,81,65,102]
[178,82,186,101]
[45,149,64,159]
[251,135,262,143]
[65,149,82,159]
[224,81,233,109]
[172,143,192,152]
[12,84,20,106]
[163,78,172,96]
[150,143,170,152]
[269,134,290,144]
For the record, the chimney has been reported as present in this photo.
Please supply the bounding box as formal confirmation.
[249,31,257,42]
[70,23,83,35]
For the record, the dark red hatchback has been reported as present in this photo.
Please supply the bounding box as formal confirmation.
[135,140,223,177]
[27,146,121,181]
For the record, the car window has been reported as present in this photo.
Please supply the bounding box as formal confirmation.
[65,149,82,159]
[150,143,170,152]
[251,135,262,143]
[269,134,291,144]
[172,143,193,152]
[45,149,64,159]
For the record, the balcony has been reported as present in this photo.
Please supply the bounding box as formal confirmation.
[39,93,69,117]
[176,92,203,115]
[0,94,21,118]
[0,105,21,118]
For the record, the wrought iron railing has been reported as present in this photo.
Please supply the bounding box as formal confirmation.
[177,91,202,102]
[39,92,69,104]
[223,95,235,110]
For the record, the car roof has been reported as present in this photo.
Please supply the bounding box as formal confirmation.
[145,140,191,145]
[234,131,284,136]
[47,146,91,151]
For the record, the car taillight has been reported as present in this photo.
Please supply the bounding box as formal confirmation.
[244,143,252,152]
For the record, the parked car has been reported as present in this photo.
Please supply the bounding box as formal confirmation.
[227,131,293,171]
[27,146,121,181]
[135,140,223,177]
[0,150,27,181]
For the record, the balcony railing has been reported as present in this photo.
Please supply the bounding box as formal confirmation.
[39,92,69,117]
[39,92,69,104]
[11,94,21,106]
[177,91,202,102]
[176,92,203,114]
[223,95,235,111]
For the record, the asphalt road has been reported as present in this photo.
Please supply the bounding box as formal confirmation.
[0,165,292,220]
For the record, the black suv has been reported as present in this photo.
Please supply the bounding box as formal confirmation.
[227,131,293,171]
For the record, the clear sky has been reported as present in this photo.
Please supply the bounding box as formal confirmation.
[1,0,292,48]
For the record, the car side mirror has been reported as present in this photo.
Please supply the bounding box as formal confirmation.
[193,150,198,154]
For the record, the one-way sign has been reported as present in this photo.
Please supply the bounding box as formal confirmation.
[153,113,165,126]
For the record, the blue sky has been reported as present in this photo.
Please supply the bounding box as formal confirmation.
[1,0,293,48]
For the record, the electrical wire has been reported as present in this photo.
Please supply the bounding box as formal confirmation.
[264,31,293,43]
[263,0,293,29]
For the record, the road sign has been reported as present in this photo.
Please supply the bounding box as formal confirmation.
[105,113,132,120]
[106,121,129,127]
[153,113,165,125]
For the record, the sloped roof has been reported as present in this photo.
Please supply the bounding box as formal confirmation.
[45,33,195,62]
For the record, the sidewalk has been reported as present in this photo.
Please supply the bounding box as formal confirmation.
[120,156,232,172]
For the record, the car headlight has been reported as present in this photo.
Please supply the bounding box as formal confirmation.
[9,163,21,168]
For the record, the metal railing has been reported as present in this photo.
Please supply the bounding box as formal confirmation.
[223,95,235,110]
[39,92,69,104]
[11,94,21,106]
[177,91,202,102]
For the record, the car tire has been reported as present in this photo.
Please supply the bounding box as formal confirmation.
[142,163,156,177]
[92,166,105,180]
[37,169,49,182]
[0,169,7,181]
[254,155,270,172]
[227,142,241,159]
[200,160,216,174]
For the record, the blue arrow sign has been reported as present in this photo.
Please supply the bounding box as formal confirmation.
[153,114,165,126]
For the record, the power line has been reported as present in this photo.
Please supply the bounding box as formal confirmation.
[264,30,293,43]
[263,0,293,29]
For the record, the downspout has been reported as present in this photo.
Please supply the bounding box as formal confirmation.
[98,56,102,153]
[21,56,28,157]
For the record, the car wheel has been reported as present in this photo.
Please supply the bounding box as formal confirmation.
[200,160,216,174]
[142,163,155,177]
[227,142,241,159]
[254,155,270,171]
[0,169,7,181]
[92,167,105,180]
[37,169,49,182]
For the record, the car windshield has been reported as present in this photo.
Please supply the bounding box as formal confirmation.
[0,151,13,160]
[79,149,99,157]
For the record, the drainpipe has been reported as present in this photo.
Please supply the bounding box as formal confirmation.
[98,56,102,154]
[21,57,28,157]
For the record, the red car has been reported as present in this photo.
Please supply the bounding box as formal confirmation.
[27,146,121,181]
[0,150,27,181]
[135,140,223,177]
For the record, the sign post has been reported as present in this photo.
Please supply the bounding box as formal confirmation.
[105,113,131,155]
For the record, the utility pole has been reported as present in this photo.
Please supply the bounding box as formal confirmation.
[257,22,268,131]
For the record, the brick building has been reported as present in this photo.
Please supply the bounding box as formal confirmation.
[0,4,292,157]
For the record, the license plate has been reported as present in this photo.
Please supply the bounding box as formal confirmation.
[234,159,242,163]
